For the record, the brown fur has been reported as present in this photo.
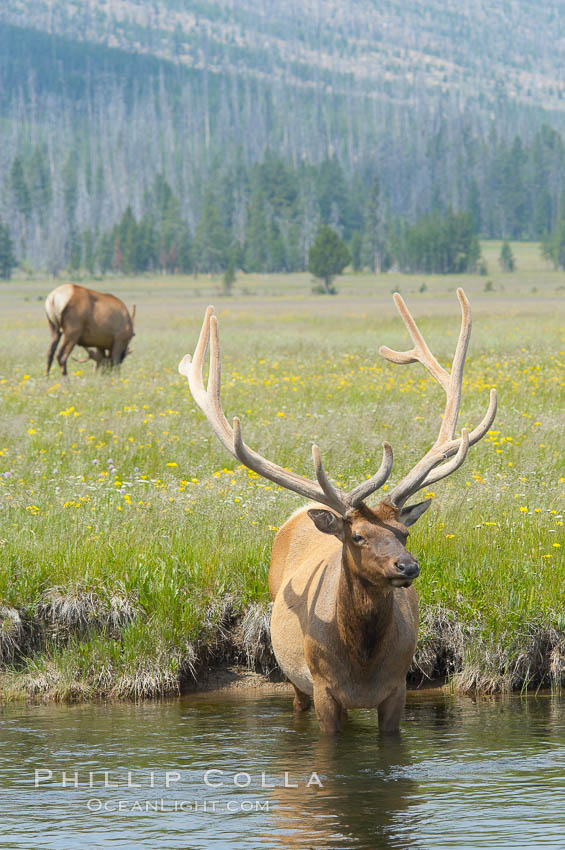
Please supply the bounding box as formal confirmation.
[269,501,426,734]
[45,284,135,376]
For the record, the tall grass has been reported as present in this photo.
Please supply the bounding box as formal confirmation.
[0,243,563,698]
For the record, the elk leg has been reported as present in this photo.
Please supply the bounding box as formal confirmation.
[57,335,79,376]
[111,339,126,366]
[46,322,61,375]
[377,684,406,734]
[313,682,342,734]
[292,684,311,712]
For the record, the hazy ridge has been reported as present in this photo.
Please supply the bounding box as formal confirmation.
[1,1,565,271]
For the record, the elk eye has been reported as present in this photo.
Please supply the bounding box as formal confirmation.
[352,533,365,545]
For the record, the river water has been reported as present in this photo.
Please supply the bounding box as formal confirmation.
[0,689,564,849]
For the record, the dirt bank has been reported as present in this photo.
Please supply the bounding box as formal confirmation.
[1,593,564,702]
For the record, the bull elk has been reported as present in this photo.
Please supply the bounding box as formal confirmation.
[45,284,135,376]
[179,291,496,733]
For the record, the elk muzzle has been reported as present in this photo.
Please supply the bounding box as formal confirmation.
[389,556,420,587]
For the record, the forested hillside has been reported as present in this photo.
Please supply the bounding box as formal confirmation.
[5,0,565,113]
[1,1,565,273]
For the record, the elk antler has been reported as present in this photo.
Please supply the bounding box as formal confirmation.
[380,288,497,507]
[179,307,393,515]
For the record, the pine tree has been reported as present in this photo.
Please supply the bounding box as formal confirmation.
[10,157,31,220]
[394,208,481,274]
[83,230,95,275]
[152,175,187,272]
[308,226,350,293]
[317,158,347,230]
[544,191,565,269]
[361,177,385,272]
[223,259,236,295]
[467,179,482,234]
[268,220,286,271]
[555,218,565,269]
[29,145,53,223]
[349,232,362,271]
[69,232,82,272]
[244,181,268,271]
[257,153,298,215]
[0,221,16,279]
[62,151,79,224]
[177,225,193,274]
[97,233,113,275]
[499,240,515,272]
[194,190,229,273]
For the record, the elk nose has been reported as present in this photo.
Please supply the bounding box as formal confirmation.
[395,558,420,579]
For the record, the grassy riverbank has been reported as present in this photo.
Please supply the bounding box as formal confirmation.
[0,242,564,700]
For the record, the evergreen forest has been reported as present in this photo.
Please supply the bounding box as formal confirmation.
[2,14,565,277]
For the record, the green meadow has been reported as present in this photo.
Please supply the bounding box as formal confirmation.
[0,241,563,699]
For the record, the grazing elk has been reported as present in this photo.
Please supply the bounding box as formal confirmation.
[45,283,135,376]
[179,291,496,733]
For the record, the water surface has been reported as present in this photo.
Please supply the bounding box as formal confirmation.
[0,689,564,848]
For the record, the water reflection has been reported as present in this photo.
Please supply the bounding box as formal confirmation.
[262,719,420,848]
[0,691,564,848]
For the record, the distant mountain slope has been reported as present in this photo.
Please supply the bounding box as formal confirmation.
[1,2,565,272]
[2,0,565,115]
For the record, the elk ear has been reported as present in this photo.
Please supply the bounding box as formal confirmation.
[399,498,432,527]
[307,509,344,538]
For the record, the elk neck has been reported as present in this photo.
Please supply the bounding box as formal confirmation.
[335,544,395,667]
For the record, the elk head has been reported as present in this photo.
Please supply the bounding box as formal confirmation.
[72,347,109,366]
[118,345,134,364]
[179,291,496,578]
[307,500,431,589]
